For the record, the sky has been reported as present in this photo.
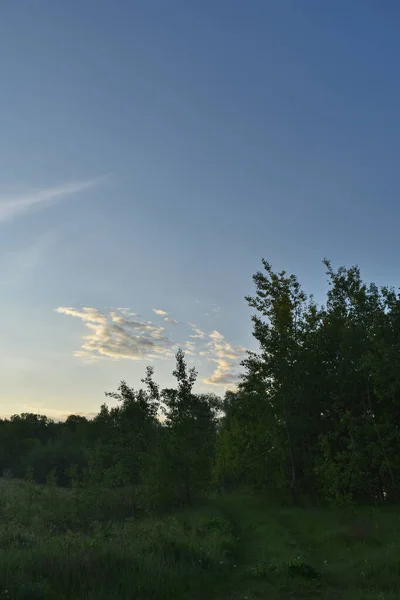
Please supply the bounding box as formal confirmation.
[1,0,400,419]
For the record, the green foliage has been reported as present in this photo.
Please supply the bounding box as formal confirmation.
[287,556,319,579]
[215,257,400,506]
[0,349,220,515]
[138,350,221,511]
[0,480,238,600]
[3,470,400,598]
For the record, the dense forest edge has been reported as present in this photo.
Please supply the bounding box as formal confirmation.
[2,258,400,599]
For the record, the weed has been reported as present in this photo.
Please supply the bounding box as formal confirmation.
[287,556,319,579]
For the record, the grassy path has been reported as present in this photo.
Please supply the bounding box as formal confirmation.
[211,495,400,600]
[212,494,324,599]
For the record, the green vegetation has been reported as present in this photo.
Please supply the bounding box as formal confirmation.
[2,258,400,598]
[1,483,400,599]
[0,478,238,600]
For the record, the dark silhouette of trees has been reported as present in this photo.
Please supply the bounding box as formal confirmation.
[3,258,400,508]
[0,350,221,511]
[215,259,400,505]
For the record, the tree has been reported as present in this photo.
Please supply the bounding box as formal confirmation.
[139,349,221,510]
[216,257,400,506]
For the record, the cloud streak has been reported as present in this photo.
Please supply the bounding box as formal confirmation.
[152,308,178,325]
[188,322,206,339]
[202,330,247,387]
[56,306,247,389]
[56,306,177,362]
[0,177,103,223]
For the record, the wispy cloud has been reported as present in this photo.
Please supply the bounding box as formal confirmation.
[202,329,247,387]
[0,177,103,223]
[56,306,247,389]
[184,341,197,356]
[152,308,178,325]
[152,309,168,316]
[188,323,206,339]
[56,307,177,362]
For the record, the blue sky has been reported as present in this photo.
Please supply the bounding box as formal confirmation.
[1,1,400,418]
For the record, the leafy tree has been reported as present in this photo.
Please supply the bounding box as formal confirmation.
[216,257,400,505]
[139,350,221,510]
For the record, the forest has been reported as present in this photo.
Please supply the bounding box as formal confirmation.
[2,258,400,599]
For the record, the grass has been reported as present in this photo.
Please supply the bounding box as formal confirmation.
[1,478,400,599]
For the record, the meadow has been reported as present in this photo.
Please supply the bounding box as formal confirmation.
[1,477,400,600]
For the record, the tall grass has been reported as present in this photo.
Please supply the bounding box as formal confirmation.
[0,478,238,600]
[2,479,400,599]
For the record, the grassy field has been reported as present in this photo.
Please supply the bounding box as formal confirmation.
[1,478,400,599]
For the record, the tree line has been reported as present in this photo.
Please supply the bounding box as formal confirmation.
[2,258,400,508]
